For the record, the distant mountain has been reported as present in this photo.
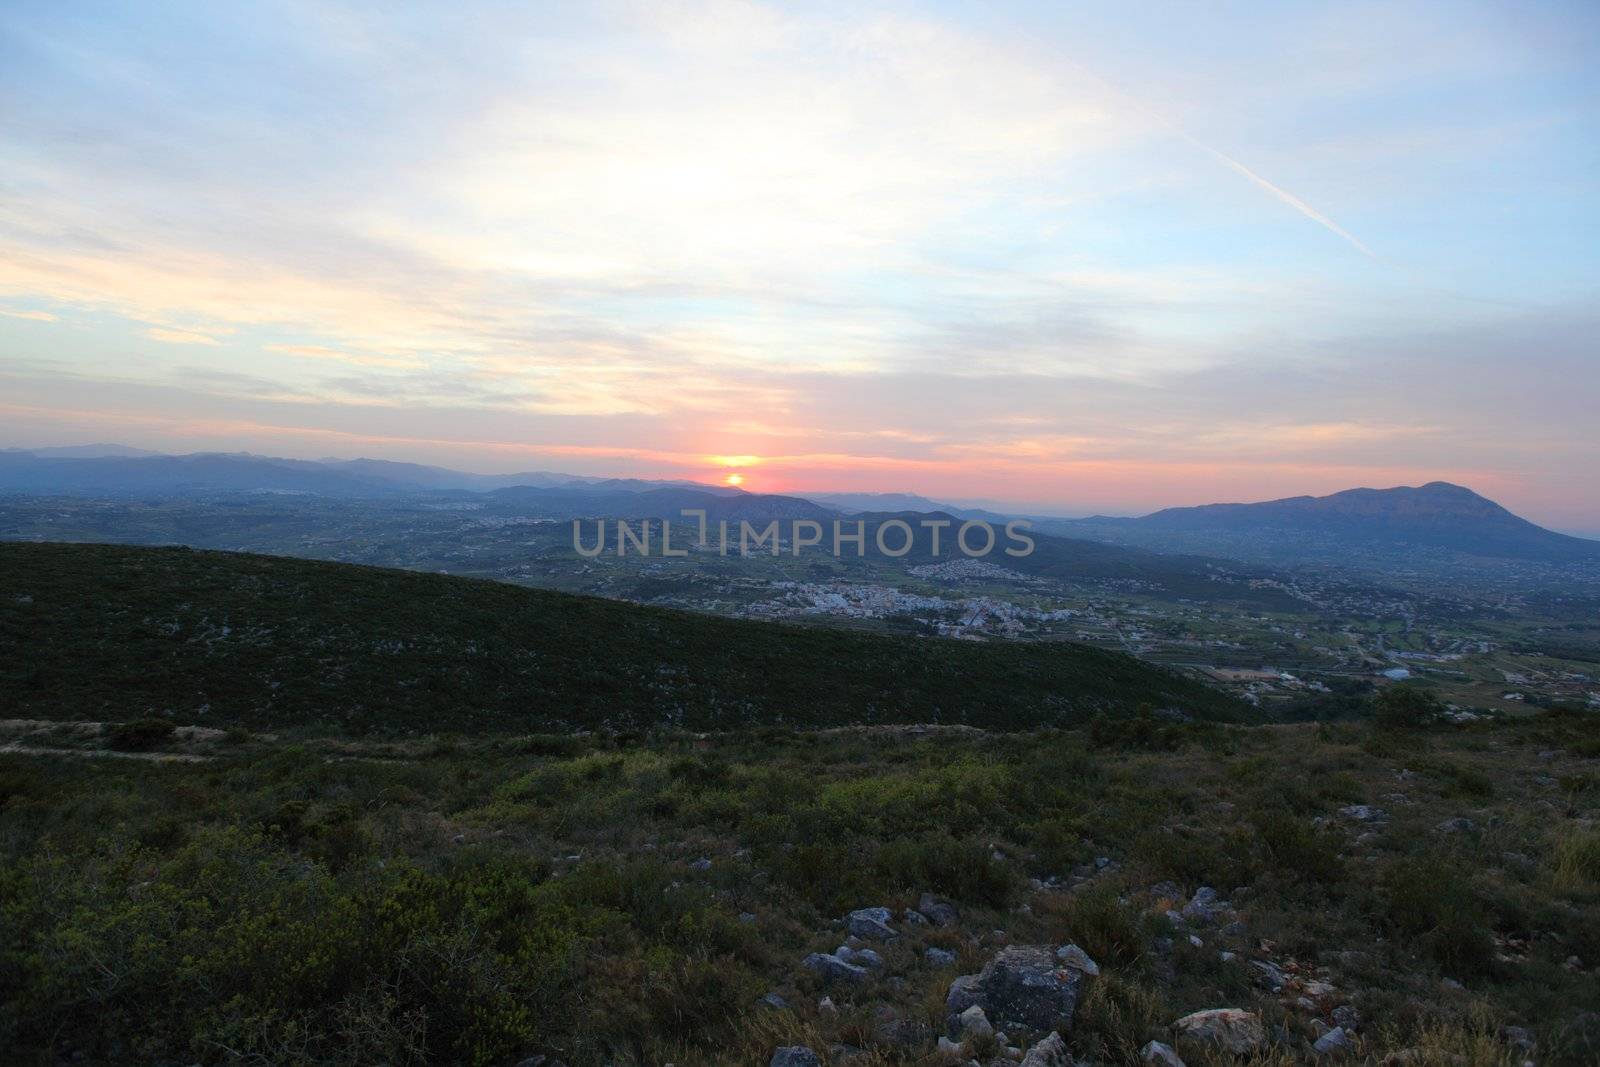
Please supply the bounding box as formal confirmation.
[317,457,589,491]
[0,449,740,499]
[0,542,1244,732]
[483,485,834,523]
[1042,482,1600,566]
[808,491,1011,522]
[0,451,402,496]
[21,443,167,459]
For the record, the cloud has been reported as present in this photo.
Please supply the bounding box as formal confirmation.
[1,309,57,322]
[0,1,1594,521]
[266,344,425,369]
[145,326,219,345]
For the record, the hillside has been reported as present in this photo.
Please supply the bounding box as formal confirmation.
[1046,482,1600,567]
[0,542,1241,733]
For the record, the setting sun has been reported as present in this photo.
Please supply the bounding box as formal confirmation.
[724,473,745,487]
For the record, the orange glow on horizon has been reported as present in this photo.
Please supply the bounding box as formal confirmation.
[724,472,745,487]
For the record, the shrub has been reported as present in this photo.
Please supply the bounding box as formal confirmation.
[1382,858,1494,976]
[104,717,177,751]
[1037,885,1150,971]
[1068,972,1168,1063]
[1253,810,1345,882]
[1551,828,1600,892]
[1373,685,1442,729]
[876,836,1016,909]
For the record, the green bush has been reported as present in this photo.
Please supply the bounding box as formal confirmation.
[1253,810,1345,882]
[1373,686,1442,730]
[104,717,176,751]
[1382,857,1494,976]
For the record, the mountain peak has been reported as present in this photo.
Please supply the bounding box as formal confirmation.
[1133,481,1596,563]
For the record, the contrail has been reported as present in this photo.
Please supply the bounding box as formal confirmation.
[1168,126,1381,261]
[1064,59,1382,262]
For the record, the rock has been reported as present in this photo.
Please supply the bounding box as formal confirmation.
[852,947,885,969]
[848,906,898,941]
[1437,817,1476,833]
[1019,1033,1072,1067]
[957,1004,995,1039]
[927,946,958,968]
[818,995,838,1017]
[937,1036,963,1056]
[1502,1026,1535,1053]
[803,952,869,984]
[1055,943,1100,976]
[760,991,789,1010]
[946,973,982,1015]
[1150,880,1184,900]
[1141,1040,1186,1067]
[1182,886,1224,923]
[1339,805,1387,822]
[1250,959,1289,991]
[739,911,758,924]
[1219,921,1247,939]
[1331,1005,1359,1030]
[1219,951,1237,963]
[904,908,931,925]
[689,857,712,871]
[1172,1008,1266,1054]
[920,893,961,926]
[1313,1027,1354,1056]
[770,1048,822,1067]
[973,945,1084,1033]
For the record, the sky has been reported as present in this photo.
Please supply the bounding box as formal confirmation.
[1,1,1597,529]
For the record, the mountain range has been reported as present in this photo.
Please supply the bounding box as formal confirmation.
[3,446,1594,568]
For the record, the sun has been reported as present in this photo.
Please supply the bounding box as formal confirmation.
[724,473,745,487]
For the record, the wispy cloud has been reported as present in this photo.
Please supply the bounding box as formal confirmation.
[1,309,57,322]
[145,327,219,345]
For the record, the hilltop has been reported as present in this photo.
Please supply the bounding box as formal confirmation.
[0,542,1241,733]
[1046,482,1600,568]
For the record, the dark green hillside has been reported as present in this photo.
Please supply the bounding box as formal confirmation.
[0,542,1240,733]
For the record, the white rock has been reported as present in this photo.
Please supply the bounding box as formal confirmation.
[1140,1040,1186,1067]
[1056,942,1100,976]
[957,1004,994,1039]
[1171,1008,1266,1054]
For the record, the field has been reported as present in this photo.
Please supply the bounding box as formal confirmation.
[2,710,1598,1065]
